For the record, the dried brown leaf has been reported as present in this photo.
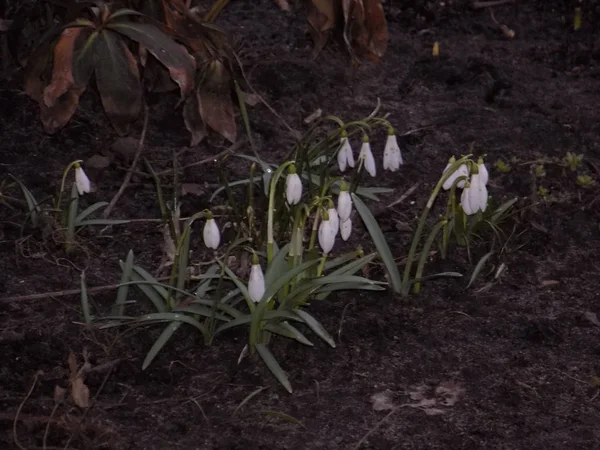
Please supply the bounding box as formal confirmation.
[197,60,237,143]
[183,91,207,146]
[71,377,90,408]
[274,0,291,11]
[181,183,205,197]
[53,385,66,403]
[583,311,600,328]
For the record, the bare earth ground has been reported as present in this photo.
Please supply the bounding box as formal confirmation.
[1,1,600,449]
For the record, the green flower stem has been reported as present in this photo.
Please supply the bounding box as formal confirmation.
[441,175,467,259]
[65,183,79,254]
[57,160,82,210]
[316,254,327,277]
[267,161,294,264]
[413,219,447,294]
[402,155,472,295]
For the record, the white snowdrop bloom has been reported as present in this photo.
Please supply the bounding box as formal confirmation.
[460,173,488,215]
[383,130,403,172]
[285,167,302,205]
[248,255,266,303]
[442,157,469,190]
[359,137,376,177]
[340,218,352,241]
[478,157,489,186]
[318,213,336,254]
[337,134,355,172]
[327,204,339,239]
[75,164,91,195]
[337,184,352,221]
[203,214,220,249]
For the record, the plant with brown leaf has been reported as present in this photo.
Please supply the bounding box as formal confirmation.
[23,0,238,144]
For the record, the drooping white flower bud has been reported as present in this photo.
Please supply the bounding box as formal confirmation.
[203,212,220,249]
[383,128,403,172]
[340,218,352,241]
[477,157,489,186]
[285,165,302,205]
[248,253,265,303]
[359,136,376,177]
[74,162,91,195]
[442,157,469,190]
[318,211,336,254]
[327,200,339,239]
[337,130,355,172]
[337,183,352,221]
[460,173,488,215]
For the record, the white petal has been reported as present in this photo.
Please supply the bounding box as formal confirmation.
[360,142,376,177]
[248,264,266,303]
[383,135,402,172]
[327,208,339,238]
[337,190,352,221]
[203,218,220,249]
[318,219,335,254]
[443,163,469,190]
[338,137,354,172]
[340,218,352,241]
[285,173,302,205]
[478,163,489,186]
[75,167,91,195]
[461,185,474,215]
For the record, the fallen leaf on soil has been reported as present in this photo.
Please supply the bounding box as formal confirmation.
[304,108,322,124]
[243,91,261,106]
[435,381,465,406]
[53,385,66,403]
[67,352,91,408]
[370,390,395,411]
[274,0,291,11]
[540,280,559,287]
[583,311,600,328]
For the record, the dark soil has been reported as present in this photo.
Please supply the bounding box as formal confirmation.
[2,1,600,449]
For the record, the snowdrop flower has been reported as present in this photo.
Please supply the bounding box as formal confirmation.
[318,211,336,254]
[74,162,91,195]
[477,157,489,186]
[248,253,265,303]
[203,212,220,249]
[442,157,469,190]
[285,165,302,205]
[337,131,355,172]
[359,136,376,177]
[337,183,352,221]
[383,128,403,172]
[340,218,352,241]
[460,172,488,215]
[327,200,339,239]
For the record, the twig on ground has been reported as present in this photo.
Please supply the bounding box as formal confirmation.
[154,138,245,176]
[471,0,514,9]
[102,106,149,218]
[0,276,172,303]
[387,182,420,208]
[13,371,42,450]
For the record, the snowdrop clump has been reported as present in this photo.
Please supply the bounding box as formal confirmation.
[337,129,404,176]
[442,156,489,215]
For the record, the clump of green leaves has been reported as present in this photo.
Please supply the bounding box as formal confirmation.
[494,159,511,173]
[576,174,595,188]
[562,152,583,171]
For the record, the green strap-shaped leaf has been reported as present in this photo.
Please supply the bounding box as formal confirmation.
[255,344,292,394]
[142,321,182,370]
[352,193,403,293]
[295,309,335,348]
[113,250,134,316]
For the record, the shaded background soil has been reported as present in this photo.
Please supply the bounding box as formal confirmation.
[1,1,600,449]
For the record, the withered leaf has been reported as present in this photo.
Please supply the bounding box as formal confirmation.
[71,377,90,408]
[94,30,142,135]
[197,60,237,143]
[183,91,207,146]
[109,21,196,99]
